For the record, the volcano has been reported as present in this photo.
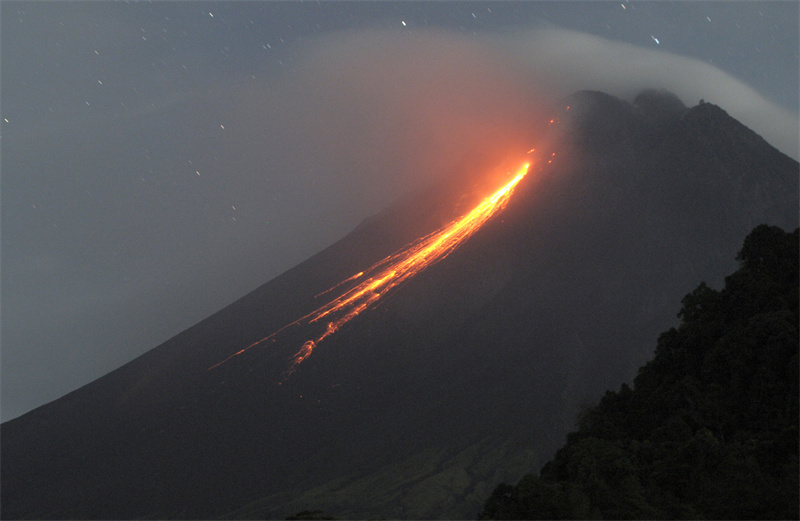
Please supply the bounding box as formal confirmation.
[2,90,797,519]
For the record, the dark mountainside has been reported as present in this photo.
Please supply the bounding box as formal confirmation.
[480,225,799,519]
[2,90,797,520]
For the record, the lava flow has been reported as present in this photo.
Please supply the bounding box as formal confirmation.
[210,162,530,377]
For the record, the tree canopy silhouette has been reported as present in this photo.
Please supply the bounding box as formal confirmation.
[481,225,799,520]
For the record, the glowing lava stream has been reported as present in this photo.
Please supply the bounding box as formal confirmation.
[210,162,529,377]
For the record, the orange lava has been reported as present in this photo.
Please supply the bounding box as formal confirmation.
[210,162,530,377]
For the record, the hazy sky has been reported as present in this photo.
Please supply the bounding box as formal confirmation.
[2,1,798,422]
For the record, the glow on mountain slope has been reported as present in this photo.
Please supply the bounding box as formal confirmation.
[210,162,530,377]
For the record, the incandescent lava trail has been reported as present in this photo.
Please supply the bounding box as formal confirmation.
[210,162,530,377]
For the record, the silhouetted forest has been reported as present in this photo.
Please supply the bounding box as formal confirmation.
[481,225,799,520]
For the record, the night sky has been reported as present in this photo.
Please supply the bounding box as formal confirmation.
[2,1,798,422]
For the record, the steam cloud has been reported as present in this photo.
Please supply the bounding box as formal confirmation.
[228,26,798,219]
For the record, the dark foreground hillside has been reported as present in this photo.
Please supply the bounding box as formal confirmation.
[481,225,799,520]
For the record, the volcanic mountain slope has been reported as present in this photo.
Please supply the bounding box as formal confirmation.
[2,90,797,520]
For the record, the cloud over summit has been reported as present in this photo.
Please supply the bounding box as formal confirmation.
[237,26,797,196]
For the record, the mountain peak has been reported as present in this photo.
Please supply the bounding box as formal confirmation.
[550,88,796,162]
[553,89,690,152]
[679,99,771,151]
[633,88,687,115]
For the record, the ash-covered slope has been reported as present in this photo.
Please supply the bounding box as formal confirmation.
[2,90,797,520]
